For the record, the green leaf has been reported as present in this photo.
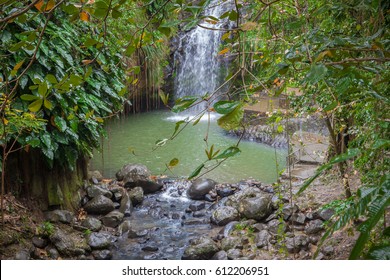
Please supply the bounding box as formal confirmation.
[28,99,43,112]
[46,74,57,84]
[84,38,98,47]
[168,158,179,167]
[43,99,53,110]
[172,96,198,113]
[229,10,238,21]
[38,82,48,96]
[21,94,39,101]
[217,104,243,130]
[188,163,205,180]
[54,116,67,132]
[304,64,328,85]
[213,146,240,160]
[367,246,390,260]
[158,27,171,37]
[323,101,338,112]
[213,100,241,114]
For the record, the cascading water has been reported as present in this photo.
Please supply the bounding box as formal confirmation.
[173,0,234,112]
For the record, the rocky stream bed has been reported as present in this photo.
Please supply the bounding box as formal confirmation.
[12,163,337,260]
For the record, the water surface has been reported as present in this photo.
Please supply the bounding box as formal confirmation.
[91,111,286,183]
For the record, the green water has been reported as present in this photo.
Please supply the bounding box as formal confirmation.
[90,110,286,184]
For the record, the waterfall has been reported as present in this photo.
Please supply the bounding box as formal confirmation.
[173,0,233,113]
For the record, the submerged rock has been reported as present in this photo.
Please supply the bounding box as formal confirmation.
[84,195,115,215]
[187,178,216,200]
[182,236,219,260]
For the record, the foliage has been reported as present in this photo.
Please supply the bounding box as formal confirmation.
[38,221,54,237]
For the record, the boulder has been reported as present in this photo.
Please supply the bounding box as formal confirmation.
[88,170,103,181]
[187,178,216,200]
[50,228,90,257]
[44,210,74,224]
[210,206,239,226]
[223,221,239,237]
[255,230,271,249]
[32,236,48,249]
[318,208,335,221]
[81,217,102,232]
[84,195,115,215]
[305,219,324,234]
[92,250,112,260]
[212,250,228,260]
[101,210,124,228]
[216,186,235,198]
[285,234,309,253]
[119,192,133,217]
[290,213,306,225]
[87,232,111,250]
[237,193,272,221]
[227,248,243,260]
[267,219,288,235]
[86,185,112,199]
[182,236,219,260]
[220,236,242,251]
[15,249,30,260]
[189,202,206,212]
[226,187,261,209]
[128,229,149,239]
[128,187,144,206]
[116,164,163,194]
[117,220,132,235]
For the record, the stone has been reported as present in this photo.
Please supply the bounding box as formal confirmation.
[84,195,115,215]
[189,202,206,212]
[305,219,324,234]
[113,192,123,201]
[128,229,149,239]
[119,191,133,217]
[116,164,162,193]
[88,170,103,182]
[86,185,112,199]
[50,228,90,256]
[322,245,334,256]
[223,221,239,237]
[267,219,287,235]
[15,249,30,260]
[181,218,209,226]
[117,220,132,235]
[32,236,48,249]
[290,213,306,225]
[47,247,59,259]
[204,194,216,202]
[92,250,112,260]
[44,210,74,224]
[282,204,299,220]
[212,250,228,260]
[210,206,239,226]
[142,245,159,252]
[128,187,144,206]
[193,210,207,217]
[285,234,309,253]
[252,223,267,232]
[187,178,217,200]
[101,210,124,228]
[255,230,271,248]
[318,208,335,221]
[81,217,102,232]
[182,236,219,260]
[217,187,235,198]
[237,193,272,221]
[227,248,243,260]
[87,232,111,250]
[220,236,242,251]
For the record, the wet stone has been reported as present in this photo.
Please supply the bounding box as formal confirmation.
[217,187,235,198]
[128,229,149,239]
[92,250,112,260]
[193,209,207,218]
[87,185,113,199]
[189,202,206,212]
[181,218,209,226]
[142,245,159,252]
[81,217,102,232]
[88,232,111,250]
